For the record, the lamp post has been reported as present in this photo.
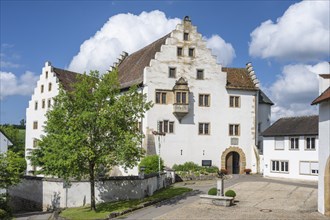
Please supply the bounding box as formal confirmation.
[152,124,165,189]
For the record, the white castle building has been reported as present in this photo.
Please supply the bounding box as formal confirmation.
[25,16,272,175]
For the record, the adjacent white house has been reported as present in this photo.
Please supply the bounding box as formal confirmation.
[0,129,13,154]
[312,73,330,216]
[262,116,319,181]
[25,16,273,175]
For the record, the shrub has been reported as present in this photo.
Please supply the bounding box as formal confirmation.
[138,155,164,175]
[204,166,219,173]
[172,161,200,172]
[0,208,10,219]
[208,187,218,195]
[225,190,236,197]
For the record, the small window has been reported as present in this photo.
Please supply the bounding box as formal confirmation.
[33,121,38,130]
[199,94,210,107]
[229,124,240,136]
[48,99,51,108]
[184,32,189,41]
[45,71,48,79]
[229,96,240,108]
[41,85,44,93]
[197,69,204,80]
[177,47,183,56]
[189,48,194,57]
[176,92,187,104]
[199,123,210,135]
[155,91,167,104]
[169,67,176,78]
[42,99,45,109]
[305,137,316,150]
[271,160,289,173]
[275,137,284,150]
[158,120,174,134]
[48,83,52,91]
[33,139,39,148]
[300,161,318,175]
[34,101,38,110]
[289,137,299,150]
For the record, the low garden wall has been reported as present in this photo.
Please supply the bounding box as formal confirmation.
[9,173,167,212]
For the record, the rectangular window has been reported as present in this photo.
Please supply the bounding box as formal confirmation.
[169,67,176,78]
[305,137,316,150]
[177,47,183,56]
[34,101,38,110]
[229,124,240,136]
[289,137,299,150]
[41,85,44,93]
[197,69,204,80]
[275,137,284,150]
[184,32,189,41]
[42,99,45,109]
[299,161,318,175]
[176,92,188,104]
[48,99,51,108]
[155,91,167,104]
[189,48,194,57]
[158,120,174,134]
[33,121,38,130]
[229,96,240,108]
[33,139,39,148]
[138,121,142,133]
[271,160,289,173]
[199,94,210,107]
[199,123,210,135]
[45,71,48,79]
[48,82,52,91]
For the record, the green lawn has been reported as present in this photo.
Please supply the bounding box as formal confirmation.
[60,186,192,220]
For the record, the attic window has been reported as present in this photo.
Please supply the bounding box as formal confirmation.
[184,33,189,41]
[177,47,183,56]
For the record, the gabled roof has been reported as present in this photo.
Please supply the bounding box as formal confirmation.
[53,67,81,92]
[0,129,13,146]
[117,33,171,89]
[259,90,274,105]
[312,86,330,105]
[262,115,318,137]
[223,68,257,91]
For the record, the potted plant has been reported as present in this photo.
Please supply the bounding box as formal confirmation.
[244,168,251,174]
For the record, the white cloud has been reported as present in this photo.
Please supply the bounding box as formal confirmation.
[0,60,20,68]
[0,71,39,99]
[249,1,330,61]
[267,62,329,121]
[206,35,235,66]
[69,10,236,73]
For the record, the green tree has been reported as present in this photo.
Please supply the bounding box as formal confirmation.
[0,126,25,157]
[30,70,152,211]
[0,151,26,189]
[138,155,164,175]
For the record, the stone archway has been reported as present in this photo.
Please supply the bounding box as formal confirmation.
[221,147,246,174]
[325,156,330,216]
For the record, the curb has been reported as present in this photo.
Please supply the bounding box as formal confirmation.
[108,189,198,219]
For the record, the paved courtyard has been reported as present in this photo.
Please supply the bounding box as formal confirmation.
[122,175,329,220]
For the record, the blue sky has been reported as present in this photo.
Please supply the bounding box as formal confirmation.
[1,1,329,124]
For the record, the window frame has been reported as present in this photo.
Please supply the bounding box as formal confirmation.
[299,161,318,176]
[169,67,176,78]
[199,122,210,135]
[41,85,44,93]
[34,101,38,110]
[274,137,285,150]
[158,120,174,134]
[197,69,204,80]
[189,48,195,57]
[305,136,316,150]
[229,96,240,108]
[175,91,188,104]
[229,124,240,136]
[47,99,52,108]
[33,121,38,130]
[48,82,52,91]
[199,94,210,107]
[155,91,167,104]
[289,137,299,150]
[42,99,45,109]
[177,47,183,56]
[270,160,289,173]
[183,32,189,41]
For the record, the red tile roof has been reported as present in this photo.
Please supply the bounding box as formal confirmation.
[223,67,257,90]
[53,67,81,92]
[311,86,330,105]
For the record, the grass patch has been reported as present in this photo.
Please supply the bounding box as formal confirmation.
[60,186,192,220]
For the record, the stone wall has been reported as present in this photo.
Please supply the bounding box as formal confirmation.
[9,173,167,212]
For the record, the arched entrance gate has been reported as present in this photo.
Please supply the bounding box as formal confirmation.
[221,147,246,174]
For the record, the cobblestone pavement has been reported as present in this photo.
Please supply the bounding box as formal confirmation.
[121,175,329,220]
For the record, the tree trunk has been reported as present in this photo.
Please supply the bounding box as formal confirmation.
[90,162,96,211]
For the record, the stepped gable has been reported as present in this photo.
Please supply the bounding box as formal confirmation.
[53,67,81,92]
[117,33,171,89]
[262,115,319,137]
[224,67,257,90]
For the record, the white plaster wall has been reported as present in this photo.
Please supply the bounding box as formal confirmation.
[263,136,319,181]
[25,62,60,173]
[318,100,330,214]
[0,131,12,154]
[142,20,257,171]
[257,103,272,155]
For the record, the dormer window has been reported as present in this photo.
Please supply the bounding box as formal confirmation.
[184,32,189,41]
[177,47,183,56]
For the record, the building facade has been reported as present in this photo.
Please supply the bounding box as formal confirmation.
[262,116,319,181]
[25,17,272,175]
[312,73,330,216]
[0,129,13,154]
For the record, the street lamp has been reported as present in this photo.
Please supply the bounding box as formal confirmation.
[152,130,166,178]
